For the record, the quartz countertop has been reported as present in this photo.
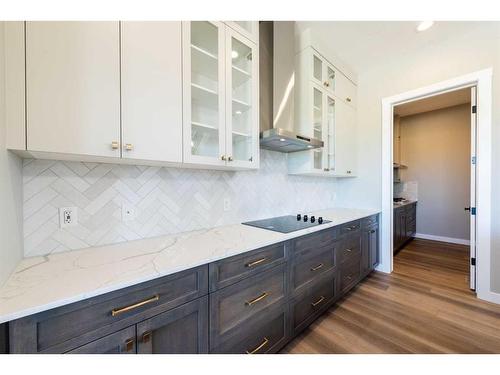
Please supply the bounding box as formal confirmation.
[0,207,379,324]
[393,200,417,209]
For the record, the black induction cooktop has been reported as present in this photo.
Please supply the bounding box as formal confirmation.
[242,214,331,233]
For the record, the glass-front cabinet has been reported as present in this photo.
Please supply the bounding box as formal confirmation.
[183,21,259,169]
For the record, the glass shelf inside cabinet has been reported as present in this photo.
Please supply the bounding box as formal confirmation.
[231,36,253,162]
[190,21,220,158]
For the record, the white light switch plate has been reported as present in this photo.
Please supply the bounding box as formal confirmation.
[59,207,78,228]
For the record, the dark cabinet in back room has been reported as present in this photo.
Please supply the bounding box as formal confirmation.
[394,202,417,252]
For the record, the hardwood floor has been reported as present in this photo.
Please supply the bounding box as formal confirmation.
[281,238,500,353]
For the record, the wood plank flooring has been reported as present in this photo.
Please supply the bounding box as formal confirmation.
[281,238,500,353]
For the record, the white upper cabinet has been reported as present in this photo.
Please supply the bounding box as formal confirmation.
[182,21,259,169]
[121,22,183,163]
[288,45,357,177]
[225,21,259,44]
[25,22,121,158]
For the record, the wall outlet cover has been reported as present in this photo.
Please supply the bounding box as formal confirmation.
[122,204,136,222]
[59,207,78,228]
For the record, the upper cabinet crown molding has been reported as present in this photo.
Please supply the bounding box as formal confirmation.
[4,21,260,171]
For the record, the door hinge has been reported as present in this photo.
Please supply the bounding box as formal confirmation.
[471,156,476,165]
[471,257,476,266]
[471,207,476,215]
[472,105,477,114]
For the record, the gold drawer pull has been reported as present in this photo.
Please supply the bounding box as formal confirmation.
[246,257,268,268]
[111,295,159,316]
[245,292,269,306]
[310,263,324,271]
[346,97,352,102]
[125,338,134,352]
[142,331,152,343]
[311,295,325,307]
[246,337,269,354]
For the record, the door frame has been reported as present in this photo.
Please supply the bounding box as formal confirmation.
[379,68,497,304]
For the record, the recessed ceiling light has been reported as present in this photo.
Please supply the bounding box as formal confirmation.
[416,21,434,32]
[231,50,239,59]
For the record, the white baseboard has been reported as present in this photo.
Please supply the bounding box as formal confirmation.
[415,233,470,246]
[478,290,500,305]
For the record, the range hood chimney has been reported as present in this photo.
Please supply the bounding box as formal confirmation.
[259,21,323,153]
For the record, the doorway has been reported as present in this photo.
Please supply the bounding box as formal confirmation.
[392,87,474,290]
[379,69,495,303]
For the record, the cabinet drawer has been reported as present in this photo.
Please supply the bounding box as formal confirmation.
[291,243,337,293]
[209,242,286,291]
[406,203,416,217]
[211,303,288,354]
[293,228,337,254]
[209,264,286,347]
[291,273,336,335]
[339,236,361,264]
[339,220,360,236]
[9,266,208,353]
[361,214,378,228]
[340,259,361,294]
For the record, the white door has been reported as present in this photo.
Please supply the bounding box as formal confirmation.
[182,21,227,167]
[26,22,121,157]
[469,86,477,290]
[224,27,259,169]
[121,21,183,163]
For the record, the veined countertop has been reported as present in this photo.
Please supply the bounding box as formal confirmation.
[393,199,417,209]
[0,207,379,324]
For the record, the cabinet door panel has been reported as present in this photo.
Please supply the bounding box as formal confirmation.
[121,21,182,163]
[67,326,136,354]
[183,21,226,166]
[26,22,120,157]
[137,297,208,354]
[333,100,356,176]
[225,27,259,168]
[336,72,357,108]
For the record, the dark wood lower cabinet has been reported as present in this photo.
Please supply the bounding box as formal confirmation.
[137,296,208,354]
[67,326,136,354]
[8,214,379,354]
[394,203,417,252]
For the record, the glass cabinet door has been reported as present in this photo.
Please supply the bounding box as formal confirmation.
[226,28,258,167]
[312,52,323,85]
[326,95,336,172]
[312,85,325,171]
[183,21,226,165]
[325,64,336,92]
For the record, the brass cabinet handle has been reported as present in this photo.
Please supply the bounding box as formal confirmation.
[124,143,133,151]
[245,292,269,306]
[311,295,325,307]
[246,257,268,268]
[323,168,330,171]
[228,156,233,162]
[111,295,159,316]
[346,248,352,253]
[142,331,152,343]
[246,337,269,354]
[125,338,134,352]
[111,141,119,150]
[221,155,226,161]
[346,274,353,281]
[346,97,352,102]
[310,263,324,271]
[370,229,376,234]
[347,170,352,174]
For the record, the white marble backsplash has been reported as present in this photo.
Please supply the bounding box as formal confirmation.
[22,150,338,257]
[394,180,418,201]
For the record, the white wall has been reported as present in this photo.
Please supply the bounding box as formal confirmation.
[400,104,471,241]
[335,23,500,292]
[0,22,24,285]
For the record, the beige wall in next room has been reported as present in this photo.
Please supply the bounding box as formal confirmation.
[400,104,471,242]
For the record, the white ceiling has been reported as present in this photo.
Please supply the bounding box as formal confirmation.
[394,87,471,117]
[295,21,498,73]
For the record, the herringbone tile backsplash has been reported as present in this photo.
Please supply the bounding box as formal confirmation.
[22,150,338,257]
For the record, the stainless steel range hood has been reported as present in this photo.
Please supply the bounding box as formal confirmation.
[259,21,324,153]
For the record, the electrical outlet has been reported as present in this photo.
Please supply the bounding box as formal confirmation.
[223,197,231,212]
[122,204,136,222]
[59,207,78,228]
